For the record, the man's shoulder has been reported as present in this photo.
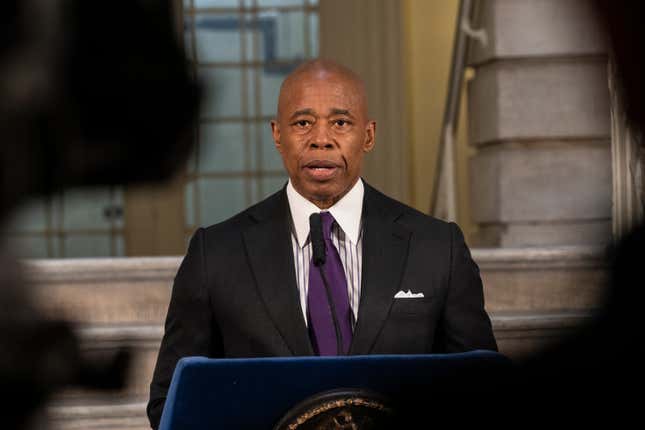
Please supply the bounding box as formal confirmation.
[198,187,286,239]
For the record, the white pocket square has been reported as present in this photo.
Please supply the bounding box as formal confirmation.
[394,289,424,298]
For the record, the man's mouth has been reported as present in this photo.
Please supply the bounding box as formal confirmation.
[303,160,340,180]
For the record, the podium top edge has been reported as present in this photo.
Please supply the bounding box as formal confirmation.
[176,350,506,367]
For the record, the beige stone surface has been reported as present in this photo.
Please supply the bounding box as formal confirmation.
[46,309,596,430]
[483,266,607,311]
[475,220,612,247]
[60,327,162,401]
[469,140,612,246]
[474,245,608,311]
[466,1,611,250]
[32,280,172,324]
[25,257,180,324]
[469,0,607,64]
[32,253,603,429]
[48,400,149,430]
[492,310,595,360]
[24,247,608,327]
[49,309,595,402]
[468,59,610,145]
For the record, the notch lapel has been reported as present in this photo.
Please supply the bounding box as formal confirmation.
[349,185,411,355]
[242,191,313,356]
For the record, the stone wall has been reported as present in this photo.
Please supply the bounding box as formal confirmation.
[467,0,611,247]
[18,248,606,429]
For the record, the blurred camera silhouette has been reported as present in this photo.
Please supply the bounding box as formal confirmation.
[0,0,200,428]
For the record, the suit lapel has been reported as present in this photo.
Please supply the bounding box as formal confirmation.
[242,191,313,356]
[349,185,411,355]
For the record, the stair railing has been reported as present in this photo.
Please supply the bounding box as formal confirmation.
[429,0,487,221]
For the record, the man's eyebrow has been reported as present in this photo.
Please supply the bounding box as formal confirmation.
[330,108,355,118]
[289,109,315,120]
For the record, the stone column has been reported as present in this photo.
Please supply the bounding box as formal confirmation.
[467,0,611,247]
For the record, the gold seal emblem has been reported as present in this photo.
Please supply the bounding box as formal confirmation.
[273,389,394,430]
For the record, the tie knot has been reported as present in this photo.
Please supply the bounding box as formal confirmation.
[319,211,335,240]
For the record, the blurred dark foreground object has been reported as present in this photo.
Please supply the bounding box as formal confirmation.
[0,258,131,429]
[0,0,200,428]
[595,0,645,132]
[0,0,200,218]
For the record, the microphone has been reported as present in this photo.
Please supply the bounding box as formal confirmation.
[308,212,344,355]
[309,213,326,266]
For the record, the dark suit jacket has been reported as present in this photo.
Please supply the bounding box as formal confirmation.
[147,182,497,429]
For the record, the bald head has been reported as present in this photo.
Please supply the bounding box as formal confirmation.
[269,58,376,209]
[277,59,369,120]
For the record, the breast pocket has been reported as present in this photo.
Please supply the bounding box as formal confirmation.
[372,297,438,354]
[389,297,434,315]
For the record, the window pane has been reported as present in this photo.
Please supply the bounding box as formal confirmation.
[252,12,306,63]
[6,201,47,233]
[184,27,194,60]
[200,67,256,117]
[274,12,306,62]
[260,68,286,116]
[194,15,242,62]
[7,236,49,259]
[309,12,318,55]
[194,0,240,8]
[199,123,249,172]
[198,178,247,225]
[62,189,114,230]
[260,176,288,200]
[186,148,198,175]
[115,236,125,257]
[257,0,307,7]
[51,236,62,258]
[64,234,112,258]
[112,188,124,229]
[185,181,196,227]
[254,122,284,171]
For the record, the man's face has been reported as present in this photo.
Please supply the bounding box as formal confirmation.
[271,72,376,208]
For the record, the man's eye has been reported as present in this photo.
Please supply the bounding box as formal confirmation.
[335,119,349,127]
[295,120,310,127]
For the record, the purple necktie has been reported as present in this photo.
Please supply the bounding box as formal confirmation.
[307,212,353,355]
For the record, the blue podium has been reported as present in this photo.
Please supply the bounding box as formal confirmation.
[159,351,510,430]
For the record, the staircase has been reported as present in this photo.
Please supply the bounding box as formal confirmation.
[21,245,606,430]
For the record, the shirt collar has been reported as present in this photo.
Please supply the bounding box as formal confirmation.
[286,178,364,248]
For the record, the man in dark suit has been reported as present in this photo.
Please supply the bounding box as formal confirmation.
[147,59,497,429]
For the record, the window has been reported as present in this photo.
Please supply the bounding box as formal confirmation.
[4,188,124,258]
[4,0,319,258]
[183,0,319,243]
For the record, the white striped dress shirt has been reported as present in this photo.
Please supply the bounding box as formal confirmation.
[286,179,364,327]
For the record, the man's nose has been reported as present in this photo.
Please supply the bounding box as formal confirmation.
[309,123,334,149]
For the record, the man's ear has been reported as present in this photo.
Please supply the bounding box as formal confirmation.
[270,120,282,153]
[363,120,376,152]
